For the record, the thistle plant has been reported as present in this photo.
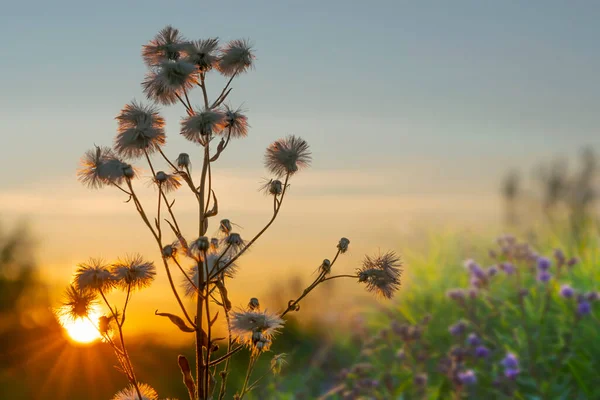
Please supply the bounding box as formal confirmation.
[57,26,400,400]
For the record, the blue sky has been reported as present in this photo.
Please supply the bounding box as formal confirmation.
[1,1,600,324]
[2,1,599,186]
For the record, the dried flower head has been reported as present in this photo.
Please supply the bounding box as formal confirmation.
[265,135,312,177]
[153,171,181,193]
[142,25,185,66]
[259,179,284,196]
[320,259,332,274]
[181,38,219,71]
[357,251,402,298]
[230,309,284,349]
[58,285,97,321]
[224,232,246,253]
[337,237,350,254]
[77,146,132,189]
[222,105,249,138]
[188,236,210,259]
[217,39,254,76]
[74,258,115,292]
[112,255,156,291]
[180,108,226,142]
[142,60,198,105]
[114,101,166,159]
[112,383,158,400]
[176,153,191,169]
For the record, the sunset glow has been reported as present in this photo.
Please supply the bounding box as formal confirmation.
[58,306,103,344]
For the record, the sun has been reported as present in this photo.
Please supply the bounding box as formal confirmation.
[58,306,103,344]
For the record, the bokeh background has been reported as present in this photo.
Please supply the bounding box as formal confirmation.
[1,1,599,399]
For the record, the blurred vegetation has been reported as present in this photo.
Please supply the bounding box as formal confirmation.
[317,224,599,399]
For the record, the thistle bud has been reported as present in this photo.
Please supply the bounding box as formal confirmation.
[220,219,232,234]
[226,233,243,247]
[337,237,350,253]
[123,164,135,179]
[320,259,331,274]
[270,180,283,195]
[190,236,210,253]
[155,171,168,183]
[248,297,260,310]
[162,244,175,258]
[176,153,191,169]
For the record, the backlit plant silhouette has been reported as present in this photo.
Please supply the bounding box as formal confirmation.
[56,26,401,400]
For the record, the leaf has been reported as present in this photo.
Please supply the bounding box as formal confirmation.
[155,310,195,333]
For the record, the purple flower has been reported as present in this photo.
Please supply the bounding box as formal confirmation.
[504,368,520,380]
[586,291,599,302]
[554,249,566,264]
[537,257,551,271]
[468,288,478,299]
[500,262,515,275]
[501,353,519,369]
[447,289,466,301]
[470,276,483,288]
[577,300,592,316]
[467,333,480,346]
[487,265,498,277]
[458,370,477,385]
[537,270,552,283]
[449,321,467,336]
[559,284,574,299]
[475,345,490,358]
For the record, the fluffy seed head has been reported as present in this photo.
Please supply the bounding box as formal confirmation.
[230,309,284,349]
[224,232,245,253]
[112,383,158,400]
[180,108,226,143]
[217,39,255,76]
[142,60,198,105]
[74,259,115,292]
[222,105,249,138]
[114,101,166,159]
[189,236,210,258]
[153,171,181,193]
[219,219,233,235]
[112,255,156,291]
[58,285,97,321]
[264,135,312,177]
[357,251,402,299]
[181,38,219,71]
[142,25,185,66]
[183,251,237,296]
[77,146,132,189]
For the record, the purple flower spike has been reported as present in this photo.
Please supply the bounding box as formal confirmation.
[577,300,592,316]
[475,345,490,358]
[537,257,551,271]
[537,270,552,283]
[458,370,477,385]
[501,353,519,369]
[504,368,520,380]
[559,284,574,299]
[467,333,480,346]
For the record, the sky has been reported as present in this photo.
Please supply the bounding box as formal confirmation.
[1,1,599,338]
